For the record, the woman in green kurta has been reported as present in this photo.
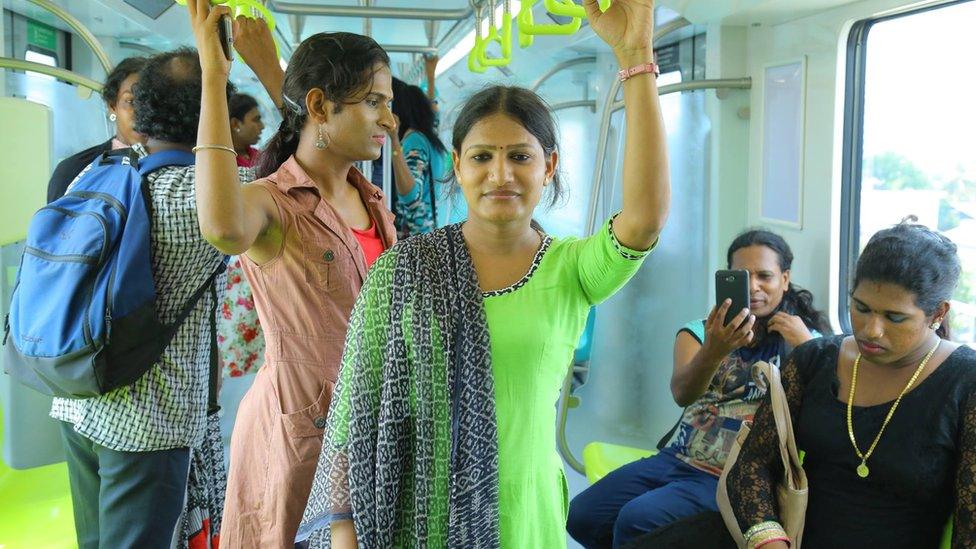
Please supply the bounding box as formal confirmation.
[299,0,670,546]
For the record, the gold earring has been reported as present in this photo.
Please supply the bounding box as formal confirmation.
[315,125,329,150]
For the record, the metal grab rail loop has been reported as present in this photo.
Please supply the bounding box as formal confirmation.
[26,0,112,74]
[0,57,103,92]
[584,17,691,234]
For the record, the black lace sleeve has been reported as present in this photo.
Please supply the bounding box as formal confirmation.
[725,354,807,533]
[954,388,976,548]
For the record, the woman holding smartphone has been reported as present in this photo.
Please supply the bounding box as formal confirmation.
[568,229,831,548]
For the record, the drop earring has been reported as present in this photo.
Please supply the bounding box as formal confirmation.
[315,125,329,150]
[109,113,117,122]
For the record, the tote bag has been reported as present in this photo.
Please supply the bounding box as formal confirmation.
[716,360,808,548]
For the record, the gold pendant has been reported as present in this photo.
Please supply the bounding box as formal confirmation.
[856,462,870,478]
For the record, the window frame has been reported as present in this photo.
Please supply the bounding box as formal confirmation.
[838,0,972,333]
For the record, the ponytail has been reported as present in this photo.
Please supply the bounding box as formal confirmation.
[257,117,300,179]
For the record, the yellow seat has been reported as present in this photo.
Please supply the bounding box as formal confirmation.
[581,441,657,484]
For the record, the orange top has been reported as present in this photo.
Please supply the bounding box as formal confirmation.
[350,222,384,267]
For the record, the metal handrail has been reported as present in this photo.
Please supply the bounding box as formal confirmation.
[267,0,471,21]
[609,77,753,110]
[27,0,112,74]
[584,17,691,234]
[382,44,439,54]
[118,42,159,56]
[0,57,103,92]
[556,364,587,475]
[551,99,596,112]
[585,77,753,234]
[530,56,596,92]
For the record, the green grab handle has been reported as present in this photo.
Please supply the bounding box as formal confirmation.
[544,0,585,18]
[229,0,277,32]
[517,0,536,47]
[543,0,612,18]
[478,16,513,67]
[467,36,489,73]
[518,0,582,36]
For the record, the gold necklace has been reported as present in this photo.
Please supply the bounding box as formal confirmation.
[846,338,941,478]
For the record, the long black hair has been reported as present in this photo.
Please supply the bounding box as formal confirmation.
[391,77,445,153]
[727,229,833,337]
[447,85,565,208]
[257,32,390,179]
[853,221,960,340]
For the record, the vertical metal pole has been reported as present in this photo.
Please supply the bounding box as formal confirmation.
[382,139,393,211]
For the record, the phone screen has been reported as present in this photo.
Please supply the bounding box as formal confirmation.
[715,270,750,327]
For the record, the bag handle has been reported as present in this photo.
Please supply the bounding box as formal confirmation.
[755,361,805,487]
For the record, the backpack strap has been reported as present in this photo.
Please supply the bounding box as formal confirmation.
[207,283,220,414]
[138,149,195,175]
[157,258,228,383]
[98,147,142,168]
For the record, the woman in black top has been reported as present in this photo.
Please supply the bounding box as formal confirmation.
[45,56,147,202]
[726,221,976,549]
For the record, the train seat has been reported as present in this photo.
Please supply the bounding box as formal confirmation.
[581,441,657,484]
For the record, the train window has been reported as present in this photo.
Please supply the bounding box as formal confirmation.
[24,48,57,81]
[840,0,976,343]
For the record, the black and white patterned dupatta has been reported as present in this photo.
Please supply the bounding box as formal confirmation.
[298,224,500,548]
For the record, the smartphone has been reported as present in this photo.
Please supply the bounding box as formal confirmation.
[218,14,234,61]
[715,270,750,327]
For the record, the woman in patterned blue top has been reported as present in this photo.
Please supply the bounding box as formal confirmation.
[568,229,831,548]
[386,78,466,237]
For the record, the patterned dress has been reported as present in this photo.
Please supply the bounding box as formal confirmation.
[217,257,265,378]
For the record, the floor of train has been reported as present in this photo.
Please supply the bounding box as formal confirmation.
[218,375,590,549]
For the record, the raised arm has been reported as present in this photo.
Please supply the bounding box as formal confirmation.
[233,15,284,109]
[671,303,755,407]
[188,0,277,256]
[953,389,976,548]
[584,0,670,251]
[424,55,438,103]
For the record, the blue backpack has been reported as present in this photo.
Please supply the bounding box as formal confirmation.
[3,148,225,398]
